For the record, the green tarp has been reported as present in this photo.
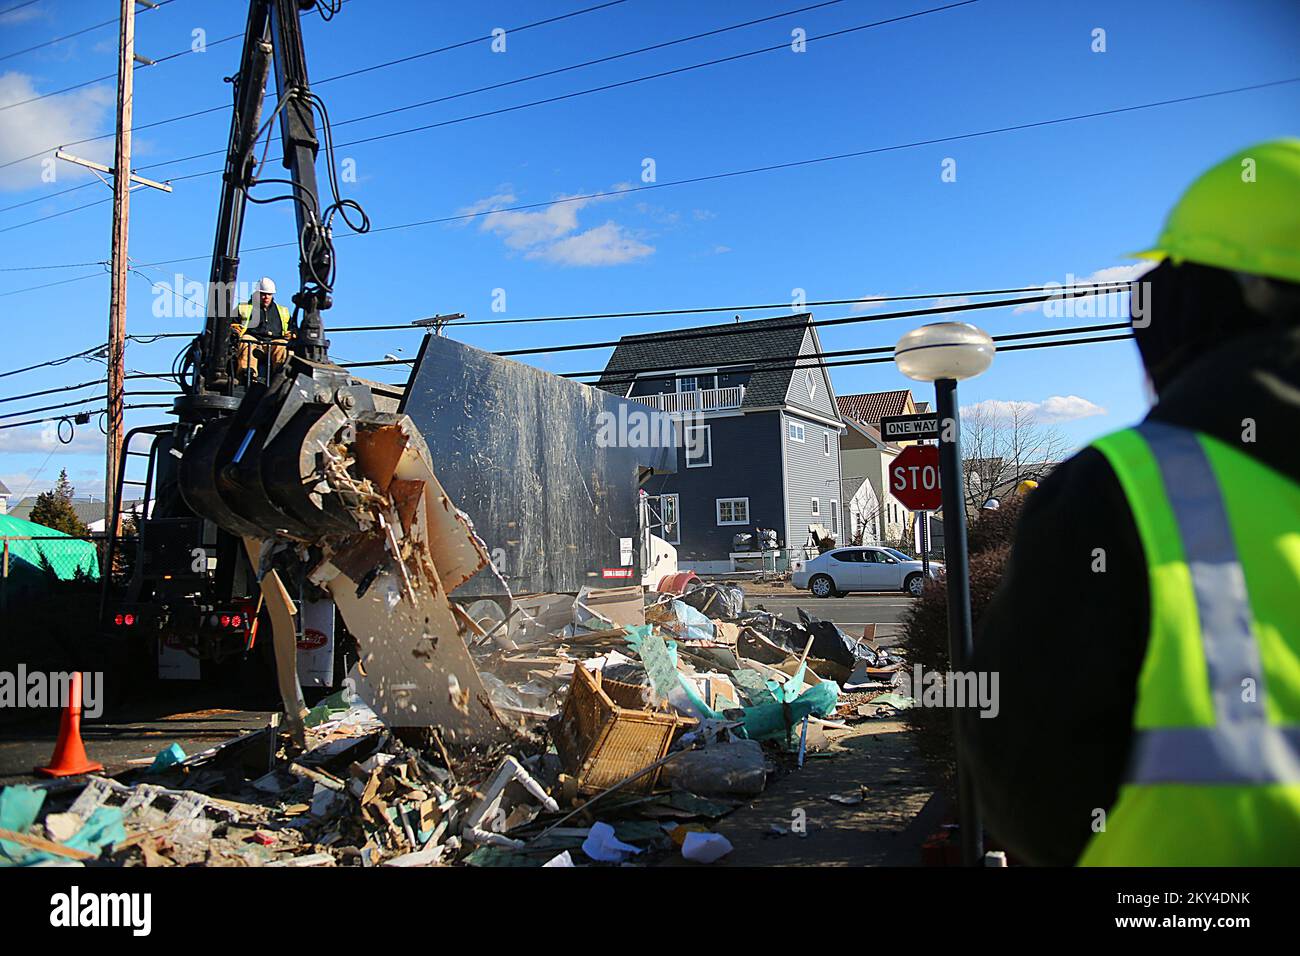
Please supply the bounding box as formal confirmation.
[0,514,99,582]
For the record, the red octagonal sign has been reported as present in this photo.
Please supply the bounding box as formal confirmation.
[889,444,942,511]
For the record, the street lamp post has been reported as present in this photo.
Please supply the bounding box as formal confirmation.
[895,321,995,867]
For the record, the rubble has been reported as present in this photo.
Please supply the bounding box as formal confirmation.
[2,562,904,867]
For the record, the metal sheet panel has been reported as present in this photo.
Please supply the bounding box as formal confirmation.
[401,336,677,596]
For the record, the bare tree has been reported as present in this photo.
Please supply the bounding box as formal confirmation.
[960,403,1071,514]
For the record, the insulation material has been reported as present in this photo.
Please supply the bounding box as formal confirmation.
[309,417,509,747]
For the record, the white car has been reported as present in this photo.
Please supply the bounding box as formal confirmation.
[792,546,942,598]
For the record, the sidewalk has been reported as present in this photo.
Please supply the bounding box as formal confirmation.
[664,718,938,867]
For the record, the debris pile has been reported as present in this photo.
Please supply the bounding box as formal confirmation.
[2,579,911,867]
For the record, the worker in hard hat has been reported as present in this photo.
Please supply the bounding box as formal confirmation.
[961,140,1300,866]
[233,277,292,379]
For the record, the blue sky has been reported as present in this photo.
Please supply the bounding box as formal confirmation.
[1,0,1297,501]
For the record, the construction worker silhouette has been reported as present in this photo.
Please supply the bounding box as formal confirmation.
[963,140,1300,865]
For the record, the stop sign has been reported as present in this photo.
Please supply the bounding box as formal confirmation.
[889,444,942,511]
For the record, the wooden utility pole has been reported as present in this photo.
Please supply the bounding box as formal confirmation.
[57,3,169,541]
[105,0,135,535]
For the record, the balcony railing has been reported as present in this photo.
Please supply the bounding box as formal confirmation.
[633,386,745,413]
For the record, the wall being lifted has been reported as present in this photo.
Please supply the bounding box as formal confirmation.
[399,336,677,599]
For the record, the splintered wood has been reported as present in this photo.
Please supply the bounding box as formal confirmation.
[308,419,509,747]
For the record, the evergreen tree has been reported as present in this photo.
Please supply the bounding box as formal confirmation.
[28,469,89,537]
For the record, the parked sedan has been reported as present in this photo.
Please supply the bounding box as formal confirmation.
[791,546,942,597]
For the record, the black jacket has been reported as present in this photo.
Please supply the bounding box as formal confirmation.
[960,324,1300,865]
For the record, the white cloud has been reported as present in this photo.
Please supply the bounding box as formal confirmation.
[0,6,45,26]
[1012,264,1155,315]
[1,421,105,455]
[460,184,653,267]
[963,395,1106,424]
[527,222,653,267]
[850,295,886,313]
[711,245,732,255]
[0,71,115,190]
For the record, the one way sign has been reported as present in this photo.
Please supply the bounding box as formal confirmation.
[880,413,939,442]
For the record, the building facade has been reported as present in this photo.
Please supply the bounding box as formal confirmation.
[597,314,844,573]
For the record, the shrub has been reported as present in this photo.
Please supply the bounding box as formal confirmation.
[896,495,1025,794]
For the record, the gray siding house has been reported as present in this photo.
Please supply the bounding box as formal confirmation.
[597,313,844,572]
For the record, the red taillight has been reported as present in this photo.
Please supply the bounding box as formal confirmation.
[119,613,135,626]
[114,614,124,626]
[231,614,242,628]
[220,614,231,627]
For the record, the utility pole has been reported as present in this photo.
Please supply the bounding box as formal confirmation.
[104,0,135,537]
[59,2,171,536]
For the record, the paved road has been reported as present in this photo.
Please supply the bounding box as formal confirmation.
[0,685,275,787]
[743,592,915,643]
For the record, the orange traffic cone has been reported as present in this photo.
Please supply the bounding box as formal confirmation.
[35,671,103,778]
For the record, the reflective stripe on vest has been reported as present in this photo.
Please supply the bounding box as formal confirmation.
[236,301,289,336]
[1081,423,1300,865]
[1124,422,1300,785]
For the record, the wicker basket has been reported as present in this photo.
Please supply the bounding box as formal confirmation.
[551,665,694,795]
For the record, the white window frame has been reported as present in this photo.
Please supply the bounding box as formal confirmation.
[823,431,831,456]
[811,497,821,517]
[830,500,838,535]
[684,423,712,468]
[716,497,750,526]
[806,371,817,400]
[787,421,805,443]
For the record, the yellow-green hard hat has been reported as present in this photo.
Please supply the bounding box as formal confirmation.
[1134,139,1300,284]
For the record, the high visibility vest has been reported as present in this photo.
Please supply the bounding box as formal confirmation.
[236,300,291,337]
[1078,422,1300,866]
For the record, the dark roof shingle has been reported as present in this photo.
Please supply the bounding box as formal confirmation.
[597,313,815,409]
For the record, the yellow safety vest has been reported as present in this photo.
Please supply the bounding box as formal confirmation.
[235,300,291,337]
[1079,422,1300,865]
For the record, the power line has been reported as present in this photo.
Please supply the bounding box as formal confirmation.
[116,76,1300,272]
[491,284,1133,359]
[563,322,1132,382]
[442,285,1125,328]
[0,278,1135,385]
[0,332,1135,429]
[0,269,108,298]
[0,0,627,175]
[0,402,171,431]
[0,343,106,380]
[129,1,979,183]
[587,329,1136,388]
[0,1,43,18]
[0,0,356,116]
[0,378,107,405]
[0,0,966,227]
[0,0,179,64]
[130,0,861,174]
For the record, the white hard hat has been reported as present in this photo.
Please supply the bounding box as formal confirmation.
[255,276,276,295]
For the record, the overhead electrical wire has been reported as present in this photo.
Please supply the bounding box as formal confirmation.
[126,1,981,185]
[0,0,353,114]
[0,279,1139,384]
[583,323,1131,387]
[70,75,1288,274]
[0,0,972,233]
[0,0,180,65]
[0,0,627,177]
[0,402,172,431]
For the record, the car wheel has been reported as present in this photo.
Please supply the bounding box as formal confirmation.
[809,575,835,598]
[905,573,925,596]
